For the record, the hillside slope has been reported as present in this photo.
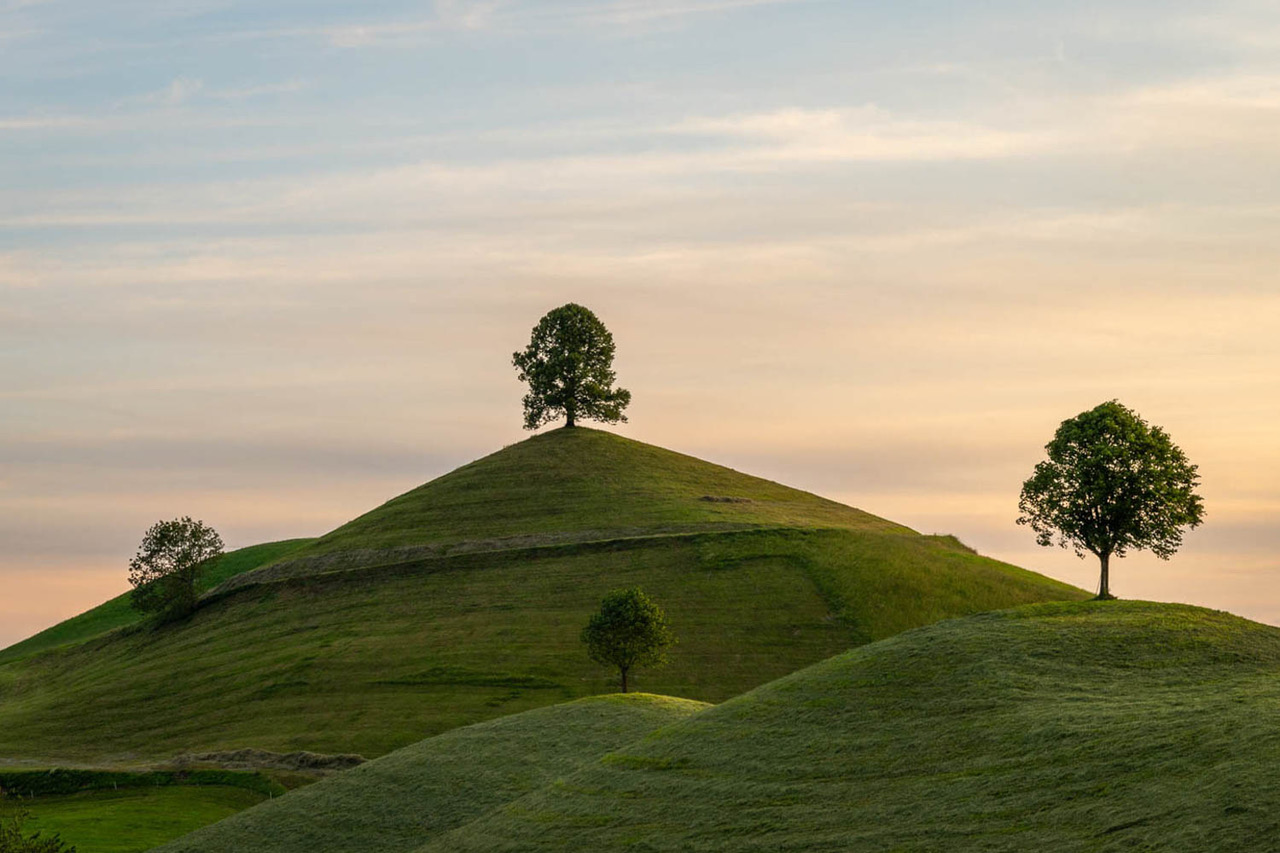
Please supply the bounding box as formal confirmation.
[0,429,1085,766]
[421,601,1280,852]
[156,694,707,853]
[221,428,910,589]
[0,539,313,666]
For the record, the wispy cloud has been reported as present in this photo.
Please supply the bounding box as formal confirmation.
[139,75,205,106]
[207,79,307,101]
[313,0,811,47]
[322,0,501,47]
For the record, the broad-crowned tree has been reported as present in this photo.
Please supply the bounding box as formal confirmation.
[581,587,674,693]
[512,303,631,430]
[127,517,224,620]
[1017,401,1204,600]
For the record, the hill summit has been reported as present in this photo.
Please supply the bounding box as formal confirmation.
[219,428,910,591]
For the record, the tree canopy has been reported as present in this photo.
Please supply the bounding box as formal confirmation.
[512,303,631,430]
[1017,400,1204,599]
[127,517,224,620]
[581,587,674,693]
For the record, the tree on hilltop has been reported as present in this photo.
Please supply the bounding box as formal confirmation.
[1017,400,1204,600]
[127,517,224,621]
[581,587,674,693]
[512,303,631,430]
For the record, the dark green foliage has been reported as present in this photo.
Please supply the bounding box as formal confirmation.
[128,518,225,620]
[581,588,674,693]
[0,801,75,853]
[1018,400,1204,598]
[512,303,631,430]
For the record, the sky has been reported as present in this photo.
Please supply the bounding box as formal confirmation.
[2,0,1279,648]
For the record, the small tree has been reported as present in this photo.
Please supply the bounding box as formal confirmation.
[1017,401,1204,600]
[512,303,631,430]
[581,587,674,693]
[127,517,224,620]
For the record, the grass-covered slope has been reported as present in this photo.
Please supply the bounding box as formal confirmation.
[156,694,707,853]
[0,540,313,666]
[0,428,1085,767]
[273,427,908,563]
[424,601,1280,852]
[3,787,268,853]
[0,528,1081,765]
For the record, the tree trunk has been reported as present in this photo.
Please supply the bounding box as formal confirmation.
[1097,552,1113,600]
[565,408,576,428]
[620,666,628,694]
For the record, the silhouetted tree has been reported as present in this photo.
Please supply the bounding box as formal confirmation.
[581,587,674,693]
[127,517,224,620]
[1017,400,1204,600]
[512,303,631,430]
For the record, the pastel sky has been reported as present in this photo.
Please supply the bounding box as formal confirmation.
[3,0,1279,648]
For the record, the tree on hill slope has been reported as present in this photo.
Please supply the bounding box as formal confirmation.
[128,517,225,621]
[1018,400,1204,599]
[581,587,675,693]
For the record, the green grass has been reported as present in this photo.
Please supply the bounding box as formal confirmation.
[274,427,910,563]
[410,601,1280,852]
[2,786,267,853]
[154,694,707,853]
[0,528,1081,766]
[0,540,314,666]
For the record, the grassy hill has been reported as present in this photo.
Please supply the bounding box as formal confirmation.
[155,694,707,853]
[0,539,314,666]
[406,601,1280,852]
[0,428,1085,768]
[287,427,909,555]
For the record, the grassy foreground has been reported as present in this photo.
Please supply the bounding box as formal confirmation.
[2,786,267,853]
[405,602,1280,852]
[155,694,707,853]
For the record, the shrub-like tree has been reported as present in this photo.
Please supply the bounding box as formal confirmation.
[127,517,224,620]
[581,587,674,693]
[512,303,631,430]
[1017,401,1204,600]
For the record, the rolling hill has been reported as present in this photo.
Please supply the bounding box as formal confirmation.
[154,693,707,853]
[0,427,1085,769]
[161,600,1280,852]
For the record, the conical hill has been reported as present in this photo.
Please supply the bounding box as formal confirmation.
[320,427,908,545]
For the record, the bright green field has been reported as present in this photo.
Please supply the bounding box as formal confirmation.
[0,430,1083,766]
[412,601,1280,852]
[155,694,707,853]
[3,786,266,853]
